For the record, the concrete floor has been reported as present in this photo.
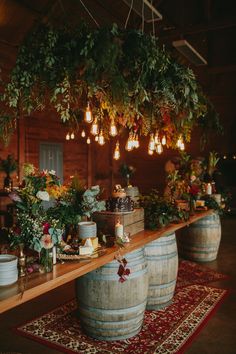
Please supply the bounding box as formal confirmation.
[0,216,235,354]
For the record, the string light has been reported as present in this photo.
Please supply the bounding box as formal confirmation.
[81,130,86,138]
[66,133,70,140]
[113,141,120,160]
[86,137,91,144]
[90,118,99,135]
[109,119,118,137]
[85,102,93,123]
[95,135,99,142]
[223,155,227,159]
[161,135,166,145]
[70,132,75,140]
[148,148,154,155]
[98,130,105,145]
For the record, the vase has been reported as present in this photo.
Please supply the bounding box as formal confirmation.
[189,198,196,215]
[40,248,53,273]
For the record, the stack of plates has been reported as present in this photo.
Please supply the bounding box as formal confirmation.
[78,221,97,239]
[0,254,18,286]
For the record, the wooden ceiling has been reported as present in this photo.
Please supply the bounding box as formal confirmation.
[0,0,236,70]
[0,0,236,152]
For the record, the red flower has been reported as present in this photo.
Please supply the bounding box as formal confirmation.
[13,226,21,235]
[43,222,51,234]
[189,184,199,196]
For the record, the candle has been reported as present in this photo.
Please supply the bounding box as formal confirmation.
[52,246,57,265]
[115,219,124,238]
[206,183,212,195]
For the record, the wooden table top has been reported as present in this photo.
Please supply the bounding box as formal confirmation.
[0,210,213,314]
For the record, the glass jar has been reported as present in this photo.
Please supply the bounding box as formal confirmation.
[40,248,53,273]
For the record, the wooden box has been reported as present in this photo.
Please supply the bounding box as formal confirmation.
[93,208,144,236]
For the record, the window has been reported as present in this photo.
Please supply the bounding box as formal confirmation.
[39,143,63,182]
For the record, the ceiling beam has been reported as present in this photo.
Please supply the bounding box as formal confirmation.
[160,19,236,38]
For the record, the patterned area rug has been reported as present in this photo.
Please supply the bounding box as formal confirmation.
[176,259,229,291]
[15,261,229,354]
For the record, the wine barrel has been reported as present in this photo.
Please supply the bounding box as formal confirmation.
[177,212,221,262]
[144,232,178,310]
[76,247,148,341]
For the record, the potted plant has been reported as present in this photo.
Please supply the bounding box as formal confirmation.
[0,154,18,190]
[140,190,174,230]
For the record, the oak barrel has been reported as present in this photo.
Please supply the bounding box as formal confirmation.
[177,212,221,262]
[76,247,148,340]
[144,232,178,310]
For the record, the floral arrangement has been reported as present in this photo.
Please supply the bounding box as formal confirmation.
[9,165,106,253]
[9,165,64,252]
[165,153,205,203]
[119,163,136,186]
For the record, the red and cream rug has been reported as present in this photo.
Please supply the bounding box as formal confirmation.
[176,259,229,291]
[15,261,229,354]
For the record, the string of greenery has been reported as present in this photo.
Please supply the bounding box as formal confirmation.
[0,23,222,146]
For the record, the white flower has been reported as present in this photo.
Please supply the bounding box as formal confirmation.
[49,169,56,175]
[41,234,53,249]
[36,191,50,201]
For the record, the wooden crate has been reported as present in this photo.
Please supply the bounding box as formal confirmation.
[93,208,144,236]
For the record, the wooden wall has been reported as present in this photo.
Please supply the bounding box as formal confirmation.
[0,73,235,206]
[0,111,89,189]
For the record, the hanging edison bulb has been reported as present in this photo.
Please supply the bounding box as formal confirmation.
[113,141,120,160]
[154,131,159,144]
[148,133,155,151]
[134,134,140,148]
[156,143,163,154]
[70,132,75,140]
[90,118,99,135]
[81,130,86,138]
[125,133,133,151]
[86,137,91,144]
[95,135,99,142]
[176,135,182,148]
[98,130,105,145]
[161,135,166,145]
[148,148,154,155]
[180,141,185,151]
[109,119,118,137]
[85,103,93,123]
[66,133,70,140]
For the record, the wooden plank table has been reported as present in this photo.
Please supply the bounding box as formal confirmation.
[0,210,213,314]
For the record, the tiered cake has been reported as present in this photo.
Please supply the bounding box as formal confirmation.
[125,186,140,208]
[106,185,134,212]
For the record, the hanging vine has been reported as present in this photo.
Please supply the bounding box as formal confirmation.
[0,23,222,146]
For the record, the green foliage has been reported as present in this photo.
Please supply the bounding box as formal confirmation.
[140,189,187,230]
[202,195,223,215]
[0,23,221,145]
